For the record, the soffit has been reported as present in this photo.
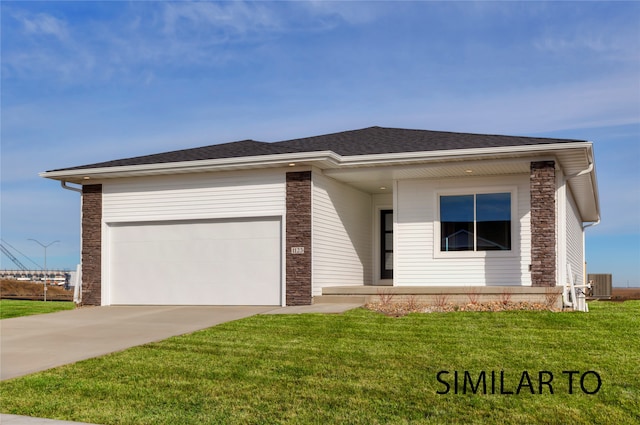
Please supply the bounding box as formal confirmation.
[325,147,599,222]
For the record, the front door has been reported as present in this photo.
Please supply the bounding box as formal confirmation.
[380,210,393,279]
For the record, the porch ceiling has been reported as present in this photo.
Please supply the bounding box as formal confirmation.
[323,159,531,194]
[324,147,599,223]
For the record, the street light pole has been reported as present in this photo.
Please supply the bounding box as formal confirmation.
[28,239,59,301]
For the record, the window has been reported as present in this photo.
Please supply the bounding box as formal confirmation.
[440,192,511,252]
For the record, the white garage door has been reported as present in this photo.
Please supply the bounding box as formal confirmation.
[108,217,281,305]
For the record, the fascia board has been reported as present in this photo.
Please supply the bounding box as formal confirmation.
[583,144,601,222]
[557,142,600,222]
[589,144,601,220]
[336,142,593,167]
[40,142,594,182]
[40,151,342,181]
[323,155,553,180]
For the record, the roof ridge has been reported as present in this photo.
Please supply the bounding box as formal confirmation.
[310,125,584,142]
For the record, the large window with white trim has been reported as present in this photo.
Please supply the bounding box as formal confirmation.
[440,192,512,252]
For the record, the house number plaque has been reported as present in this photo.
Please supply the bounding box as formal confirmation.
[291,247,305,254]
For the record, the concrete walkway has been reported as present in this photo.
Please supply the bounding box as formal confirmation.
[0,414,99,425]
[1,303,361,425]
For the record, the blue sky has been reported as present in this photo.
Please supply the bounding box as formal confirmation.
[1,1,639,286]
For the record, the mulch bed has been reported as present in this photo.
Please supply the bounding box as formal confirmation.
[365,300,561,316]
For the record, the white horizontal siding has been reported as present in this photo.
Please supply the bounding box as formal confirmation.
[102,170,286,222]
[566,188,584,285]
[312,172,372,295]
[395,175,531,286]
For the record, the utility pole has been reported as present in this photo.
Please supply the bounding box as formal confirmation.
[28,239,59,301]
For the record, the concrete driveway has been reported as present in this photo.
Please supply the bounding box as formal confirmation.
[0,305,273,381]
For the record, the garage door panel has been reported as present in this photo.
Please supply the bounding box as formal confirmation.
[109,218,281,305]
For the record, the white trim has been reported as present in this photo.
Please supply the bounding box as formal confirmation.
[46,142,598,223]
[392,180,399,286]
[41,142,594,181]
[557,169,567,289]
[433,185,519,259]
[336,143,592,167]
[101,220,110,306]
[41,151,340,180]
[280,211,287,307]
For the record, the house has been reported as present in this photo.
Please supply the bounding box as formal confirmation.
[41,126,600,307]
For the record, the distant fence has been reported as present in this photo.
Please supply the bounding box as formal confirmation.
[0,269,70,284]
[1,294,73,302]
[588,274,612,299]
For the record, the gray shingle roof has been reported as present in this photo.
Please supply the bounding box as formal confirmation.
[48,126,584,172]
[273,126,581,155]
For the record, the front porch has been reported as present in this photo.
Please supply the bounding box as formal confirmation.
[314,285,563,309]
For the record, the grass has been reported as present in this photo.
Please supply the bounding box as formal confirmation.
[0,299,75,319]
[1,301,639,424]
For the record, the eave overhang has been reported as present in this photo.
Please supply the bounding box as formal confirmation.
[40,142,599,223]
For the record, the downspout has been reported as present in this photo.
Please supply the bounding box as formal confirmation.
[575,161,599,285]
[60,181,83,304]
[565,162,593,179]
[581,158,600,286]
[563,162,598,310]
[580,160,600,291]
[583,219,600,229]
[61,181,83,193]
[580,218,600,296]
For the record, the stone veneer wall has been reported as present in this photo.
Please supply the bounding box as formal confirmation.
[285,171,312,305]
[81,184,102,305]
[530,161,556,287]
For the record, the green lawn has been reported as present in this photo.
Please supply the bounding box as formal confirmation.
[1,301,638,424]
[0,299,75,319]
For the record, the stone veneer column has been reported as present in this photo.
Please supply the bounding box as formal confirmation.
[530,161,556,287]
[81,184,102,305]
[286,171,312,305]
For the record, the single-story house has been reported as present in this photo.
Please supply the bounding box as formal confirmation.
[41,126,600,307]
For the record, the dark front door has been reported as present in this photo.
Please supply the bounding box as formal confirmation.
[380,210,393,279]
